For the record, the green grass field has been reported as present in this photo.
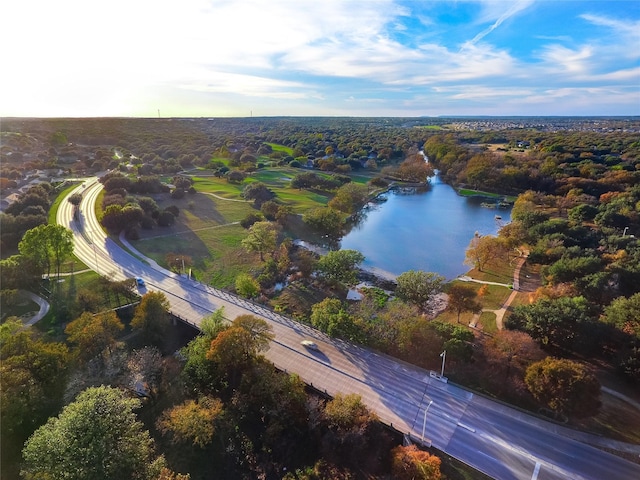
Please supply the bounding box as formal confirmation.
[49,182,81,224]
[265,143,293,155]
[457,188,517,202]
[479,311,498,333]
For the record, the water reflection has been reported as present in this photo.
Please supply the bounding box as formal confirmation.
[340,178,511,280]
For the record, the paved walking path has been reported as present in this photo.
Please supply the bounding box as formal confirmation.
[18,290,50,328]
[466,251,528,331]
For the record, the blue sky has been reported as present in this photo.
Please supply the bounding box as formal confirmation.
[2,0,639,117]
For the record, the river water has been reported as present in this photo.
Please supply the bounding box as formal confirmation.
[339,174,511,280]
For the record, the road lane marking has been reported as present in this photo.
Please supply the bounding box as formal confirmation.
[457,422,476,433]
[531,462,541,480]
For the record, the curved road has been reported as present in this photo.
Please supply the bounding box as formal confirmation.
[58,179,640,480]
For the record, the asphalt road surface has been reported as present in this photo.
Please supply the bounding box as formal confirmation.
[57,179,640,480]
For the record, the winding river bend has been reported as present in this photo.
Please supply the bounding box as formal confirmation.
[340,173,511,280]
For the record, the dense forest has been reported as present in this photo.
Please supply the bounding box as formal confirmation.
[1,116,639,479]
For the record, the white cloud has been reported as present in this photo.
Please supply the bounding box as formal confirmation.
[177,71,316,100]
[0,0,637,117]
[464,0,535,48]
[538,45,594,74]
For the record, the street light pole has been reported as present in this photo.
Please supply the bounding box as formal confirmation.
[176,257,185,276]
[623,226,629,237]
[422,400,433,444]
[440,350,446,377]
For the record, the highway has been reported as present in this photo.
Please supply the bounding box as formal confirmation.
[57,179,640,480]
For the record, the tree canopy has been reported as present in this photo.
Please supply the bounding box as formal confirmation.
[395,270,445,313]
[131,292,171,346]
[316,249,364,286]
[241,221,277,261]
[21,386,164,480]
[525,357,601,418]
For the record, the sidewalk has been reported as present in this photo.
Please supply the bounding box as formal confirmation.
[466,252,527,331]
[20,290,50,328]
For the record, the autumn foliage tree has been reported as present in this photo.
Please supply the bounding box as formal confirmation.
[131,292,171,346]
[65,310,124,363]
[446,283,482,323]
[320,393,392,472]
[1,319,70,467]
[391,444,441,480]
[157,396,224,448]
[525,357,601,418]
[464,233,505,272]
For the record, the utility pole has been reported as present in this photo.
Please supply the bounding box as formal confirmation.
[422,400,433,444]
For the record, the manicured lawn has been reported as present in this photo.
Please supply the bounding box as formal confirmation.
[474,284,512,310]
[191,177,246,199]
[479,311,498,333]
[49,182,81,224]
[464,255,516,285]
[457,188,517,202]
[265,142,293,155]
[433,309,476,326]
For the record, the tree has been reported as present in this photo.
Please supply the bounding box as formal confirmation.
[464,233,504,272]
[396,270,445,313]
[240,212,263,229]
[199,308,227,339]
[157,210,176,226]
[226,169,246,184]
[323,393,376,432]
[311,298,362,341]
[603,294,640,380]
[480,330,545,398]
[1,319,70,447]
[328,183,369,214]
[157,396,224,448]
[18,225,52,278]
[391,444,442,480]
[235,273,260,298]
[302,207,344,240]
[131,292,171,346]
[234,363,310,466]
[603,293,640,340]
[396,155,434,183]
[241,221,277,261]
[505,296,597,353]
[260,200,280,220]
[205,327,257,389]
[68,192,83,206]
[316,249,364,286]
[319,392,392,470]
[21,386,164,480]
[242,181,275,207]
[65,311,124,363]
[525,357,601,418]
[0,254,41,290]
[446,283,482,323]
[47,224,74,279]
[232,314,275,353]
